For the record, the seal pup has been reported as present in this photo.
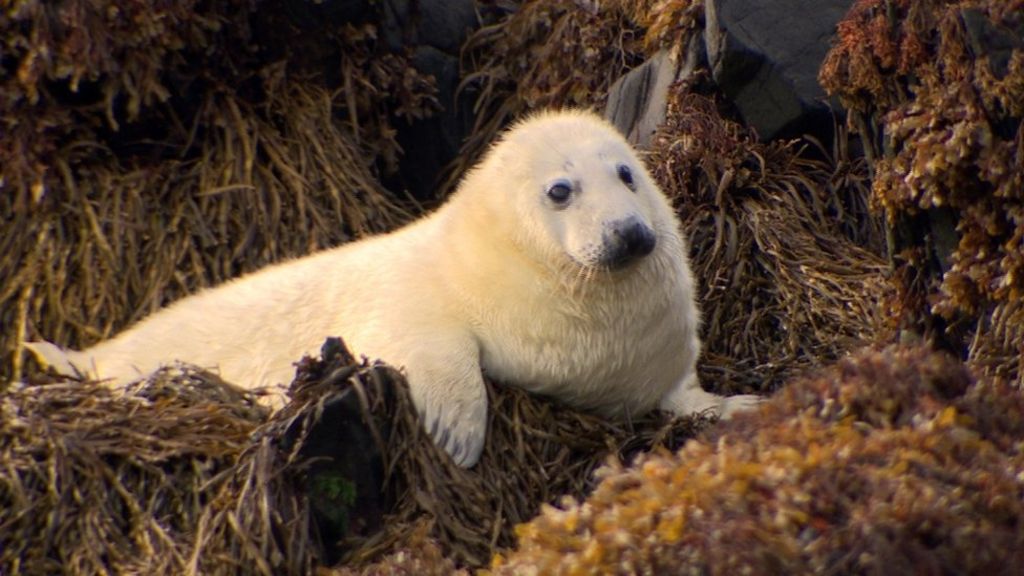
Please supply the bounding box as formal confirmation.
[27,109,761,467]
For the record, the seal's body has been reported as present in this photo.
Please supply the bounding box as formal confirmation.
[28,110,761,467]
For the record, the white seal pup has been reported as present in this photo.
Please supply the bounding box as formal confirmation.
[27,109,761,467]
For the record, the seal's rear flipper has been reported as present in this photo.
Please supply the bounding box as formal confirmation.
[24,341,86,379]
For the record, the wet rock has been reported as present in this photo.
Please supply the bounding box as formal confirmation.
[279,0,377,32]
[379,0,416,53]
[285,338,391,565]
[379,0,478,56]
[416,0,479,54]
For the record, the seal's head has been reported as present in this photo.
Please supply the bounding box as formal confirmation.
[475,109,672,273]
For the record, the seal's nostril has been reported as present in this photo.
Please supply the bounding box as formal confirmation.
[622,221,656,257]
[603,218,657,268]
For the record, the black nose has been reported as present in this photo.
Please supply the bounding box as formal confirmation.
[601,217,657,268]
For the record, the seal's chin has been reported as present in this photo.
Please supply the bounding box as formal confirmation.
[598,252,647,271]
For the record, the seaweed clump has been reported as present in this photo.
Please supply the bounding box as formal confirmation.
[0,368,267,574]
[820,0,1024,385]
[487,345,1024,574]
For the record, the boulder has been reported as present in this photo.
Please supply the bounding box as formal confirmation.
[961,7,1024,79]
[705,0,851,142]
[415,0,478,54]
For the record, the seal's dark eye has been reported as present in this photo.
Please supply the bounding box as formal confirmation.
[546,180,573,205]
[617,164,636,190]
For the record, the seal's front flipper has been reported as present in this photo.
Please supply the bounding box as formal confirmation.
[418,374,488,467]
[719,393,764,418]
[659,372,764,420]
[404,341,489,468]
[24,340,87,379]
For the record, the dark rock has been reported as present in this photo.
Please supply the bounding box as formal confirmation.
[928,206,959,274]
[375,0,481,200]
[705,0,850,142]
[389,45,478,200]
[279,0,377,32]
[605,35,704,147]
[378,0,477,55]
[416,0,479,55]
[379,0,415,54]
[961,8,1024,79]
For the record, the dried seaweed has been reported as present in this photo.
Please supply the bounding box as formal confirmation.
[488,346,1024,574]
[316,347,713,570]
[0,368,267,575]
[648,91,888,393]
[1,337,716,574]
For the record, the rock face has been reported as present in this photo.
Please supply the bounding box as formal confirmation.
[396,42,477,200]
[705,0,851,142]
[961,7,1024,79]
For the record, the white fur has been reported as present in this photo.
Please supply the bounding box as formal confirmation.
[26,110,761,467]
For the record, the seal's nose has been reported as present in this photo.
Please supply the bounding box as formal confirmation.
[601,216,656,268]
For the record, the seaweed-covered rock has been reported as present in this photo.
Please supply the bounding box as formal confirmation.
[369,0,482,200]
[391,43,478,200]
[1,0,442,383]
[820,0,1024,386]
[606,40,702,146]
[488,346,1024,574]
